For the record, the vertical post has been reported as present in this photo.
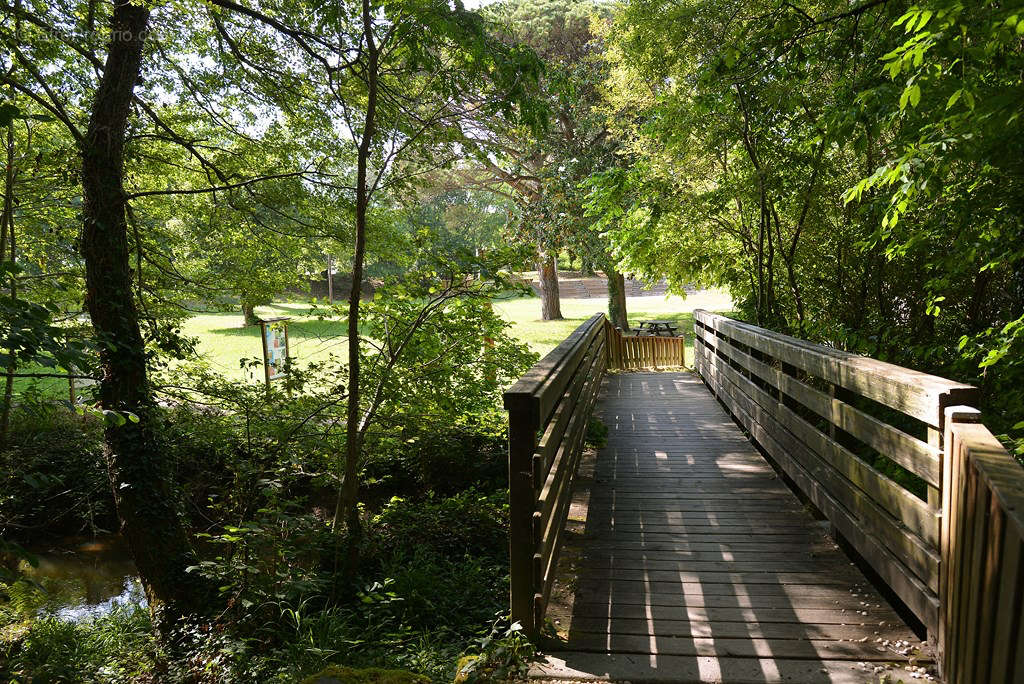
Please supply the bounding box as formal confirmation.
[939,405,981,682]
[68,371,76,404]
[927,425,941,510]
[507,404,539,639]
[928,392,955,511]
[827,383,856,442]
[259,319,271,395]
[326,254,334,304]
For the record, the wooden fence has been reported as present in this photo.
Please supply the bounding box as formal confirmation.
[604,319,686,370]
[503,314,686,638]
[693,309,1024,682]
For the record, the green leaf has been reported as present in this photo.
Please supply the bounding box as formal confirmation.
[0,103,18,127]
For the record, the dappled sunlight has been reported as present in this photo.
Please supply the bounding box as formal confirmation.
[541,372,924,683]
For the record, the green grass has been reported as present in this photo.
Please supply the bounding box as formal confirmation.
[14,289,734,396]
[178,302,349,382]
[491,288,734,367]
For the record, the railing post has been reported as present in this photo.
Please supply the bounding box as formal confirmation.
[939,405,982,682]
[507,404,539,639]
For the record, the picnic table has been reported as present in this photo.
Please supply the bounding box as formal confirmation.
[637,320,679,337]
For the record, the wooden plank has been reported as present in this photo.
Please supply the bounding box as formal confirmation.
[988,526,1022,684]
[502,312,603,425]
[534,337,604,531]
[534,653,915,684]
[536,346,606,621]
[699,356,939,629]
[694,323,942,483]
[694,310,978,426]
[536,371,929,678]
[506,408,538,638]
[958,421,1024,538]
[534,329,603,480]
[967,469,992,684]
[565,633,907,661]
[702,350,940,584]
[566,619,914,642]
[971,493,1003,684]
[569,603,906,625]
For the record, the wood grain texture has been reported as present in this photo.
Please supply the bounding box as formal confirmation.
[535,373,927,682]
[940,411,1024,684]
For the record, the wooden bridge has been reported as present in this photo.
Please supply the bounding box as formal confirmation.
[503,312,1024,683]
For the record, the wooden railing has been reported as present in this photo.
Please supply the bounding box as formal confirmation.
[503,313,608,639]
[502,314,686,638]
[693,310,1024,682]
[941,407,1024,683]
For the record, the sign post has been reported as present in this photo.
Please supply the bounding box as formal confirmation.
[258,317,291,394]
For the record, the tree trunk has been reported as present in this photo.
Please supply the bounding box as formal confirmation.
[606,266,629,331]
[327,254,334,304]
[0,125,15,449]
[581,253,595,277]
[537,250,562,320]
[242,299,258,326]
[79,1,208,637]
[337,0,379,586]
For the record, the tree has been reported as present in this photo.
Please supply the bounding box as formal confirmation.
[273,0,545,580]
[592,0,1024,450]
[0,0,348,636]
[78,1,211,634]
[459,0,624,322]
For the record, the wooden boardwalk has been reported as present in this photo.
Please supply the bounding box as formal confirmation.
[535,372,930,683]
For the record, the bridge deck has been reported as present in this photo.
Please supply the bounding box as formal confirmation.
[535,372,930,683]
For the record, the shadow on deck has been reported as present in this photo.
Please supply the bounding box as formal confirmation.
[535,372,929,684]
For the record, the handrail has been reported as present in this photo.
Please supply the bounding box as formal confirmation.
[502,314,687,638]
[503,313,607,639]
[693,309,1024,682]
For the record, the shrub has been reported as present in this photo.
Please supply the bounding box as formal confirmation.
[367,490,508,562]
[0,607,154,683]
[0,399,111,538]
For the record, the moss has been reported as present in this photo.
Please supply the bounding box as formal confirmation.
[453,655,480,683]
[299,665,430,684]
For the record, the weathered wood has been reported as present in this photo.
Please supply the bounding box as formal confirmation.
[504,313,604,425]
[691,312,1001,637]
[697,347,940,629]
[604,322,685,371]
[939,409,1024,683]
[535,653,918,684]
[694,310,978,426]
[534,329,603,480]
[504,314,610,639]
[535,372,926,682]
[513,311,1023,684]
[693,322,941,483]
[506,408,538,639]
[699,347,940,590]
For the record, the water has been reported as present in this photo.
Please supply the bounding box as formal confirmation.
[20,535,147,622]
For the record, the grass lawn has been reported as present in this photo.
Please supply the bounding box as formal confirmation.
[491,288,734,366]
[178,302,349,383]
[182,289,733,380]
[14,289,734,396]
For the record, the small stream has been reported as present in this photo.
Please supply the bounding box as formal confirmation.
[20,534,147,622]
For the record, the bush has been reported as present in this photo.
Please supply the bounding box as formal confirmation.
[0,399,112,538]
[367,490,508,562]
[0,607,155,683]
[361,422,507,506]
